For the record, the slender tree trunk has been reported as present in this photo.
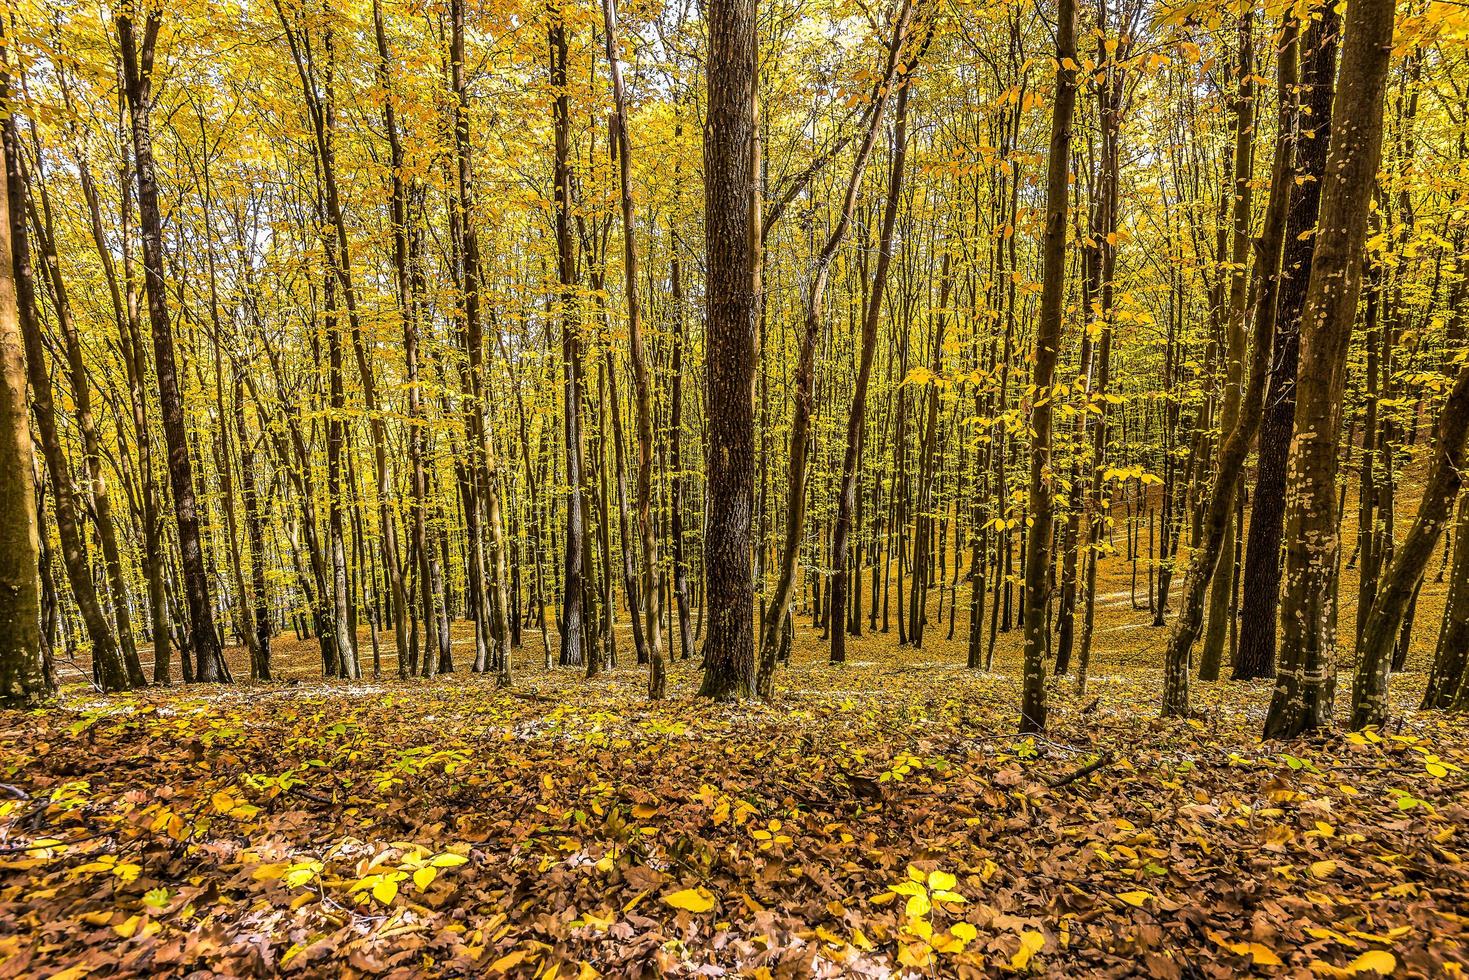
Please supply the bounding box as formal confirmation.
[24,145,146,687]
[1199,6,1257,682]
[5,105,131,693]
[669,253,694,662]
[757,0,914,692]
[117,11,229,682]
[1351,362,1469,727]
[831,72,917,664]
[601,0,666,696]
[234,369,271,680]
[1018,0,1078,733]
[374,0,438,680]
[452,0,511,684]
[1162,14,1298,715]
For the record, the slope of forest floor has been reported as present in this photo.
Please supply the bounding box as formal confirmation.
[3,605,1468,979]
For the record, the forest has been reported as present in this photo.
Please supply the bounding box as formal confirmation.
[0,0,1467,973]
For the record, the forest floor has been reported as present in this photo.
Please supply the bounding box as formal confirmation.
[2,552,1467,978]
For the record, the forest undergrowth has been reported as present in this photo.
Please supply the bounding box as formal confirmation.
[2,568,1466,978]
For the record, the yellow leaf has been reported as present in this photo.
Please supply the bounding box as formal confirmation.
[632,803,658,819]
[1347,950,1397,975]
[372,876,398,905]
[905,892,931,918]
[489,949,527,972]
[898,941,934,969]
[431,853,469,868]
[1010,929,1045,970]
[1210,930,1282,966]
[1310,860,1339,878]
[814,924,843,947]
[1116,890,1152,907]
[414,866,437,891]
[211,791,236,813]
[1243,944,1283,967]
[662,887,716,913]
[927,870,957,892]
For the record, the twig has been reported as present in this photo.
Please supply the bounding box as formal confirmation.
[0,829,113,854]
[1047,751,1117,789]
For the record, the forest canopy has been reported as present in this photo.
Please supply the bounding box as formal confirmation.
[1,0,1468,973]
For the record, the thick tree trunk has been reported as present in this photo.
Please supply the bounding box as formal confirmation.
[1237,4,1339,681]
[1432,495,1469,710]
[698,0,759,700]
[1264,0,1396,739]
[0,97,47,707]
[550,4,587,672]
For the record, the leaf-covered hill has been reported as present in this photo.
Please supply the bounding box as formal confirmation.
[2,643,1465,977]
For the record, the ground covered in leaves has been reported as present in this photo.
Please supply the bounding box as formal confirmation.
[2,613,1467,978]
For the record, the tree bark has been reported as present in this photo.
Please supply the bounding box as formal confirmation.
[698,0,759,700]
[601,0,666,696]
[0,84,47,707]
[1264,0,1396,739]
[117,10,229,682]
[550,1,587,672]
[1018,0,1078,733]
[1351,362,1469,728]
[831,70,918,664]
[1236,3,1339,681]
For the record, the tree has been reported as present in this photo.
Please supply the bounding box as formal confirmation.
[1235,2,1340,682]
[829,42,924,665]
[697,0,759,701]
[1264,0,1397,740]
[601,0,666,697]
[1351,360,1469,728]
[117,8,230,683]
[5,89,131,693]
[0,93,47,708]
[1160,9,1299,716]
[757,0,916,689]
[1019,0,1079,733]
